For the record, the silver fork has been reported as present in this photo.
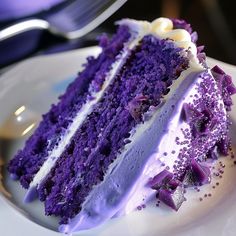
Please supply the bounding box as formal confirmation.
[0,0,127,41]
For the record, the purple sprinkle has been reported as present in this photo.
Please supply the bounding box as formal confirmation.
[137,206,142,211]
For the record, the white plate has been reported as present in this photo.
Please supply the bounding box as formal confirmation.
[0,47,236,236]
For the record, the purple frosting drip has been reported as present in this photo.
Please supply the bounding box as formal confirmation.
[183,159,211,187]
[149,170,184,211]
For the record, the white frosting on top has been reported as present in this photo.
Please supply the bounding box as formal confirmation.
[117,17,197,57]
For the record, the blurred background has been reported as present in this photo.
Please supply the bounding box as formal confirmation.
[0,0,235,68]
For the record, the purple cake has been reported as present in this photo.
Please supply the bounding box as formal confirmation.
[8,17,236,233]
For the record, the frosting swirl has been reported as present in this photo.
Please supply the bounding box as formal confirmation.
[117,17,197,56]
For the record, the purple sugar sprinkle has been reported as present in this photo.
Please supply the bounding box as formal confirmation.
[137,206,142,211]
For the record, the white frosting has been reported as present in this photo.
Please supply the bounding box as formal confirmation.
[117,17,197,58]
[28,17,202,192]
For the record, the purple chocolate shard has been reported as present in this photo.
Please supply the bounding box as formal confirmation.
[183,159,210,187]
[212,65,236,111]
[149,170,184,210]
[182,103,203,123]
[172,18,197,43]
[148,169,173,190]
[197,46,206,64]
[182,102,217,138]
[217,136,230,156]
[159,186,185,211]
[126,95,149,121]
[206,146,219,160]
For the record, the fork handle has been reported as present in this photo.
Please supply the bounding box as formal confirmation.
[0,19,49,41]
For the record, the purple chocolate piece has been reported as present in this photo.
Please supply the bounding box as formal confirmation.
[182,103,203,123]
[159,186,185,211]
[148,169,173,190]
[206,146,219,160]
[217,136,231,156]
[212,65,236,111]
[172,18,197,43]
[183,159,210,187]
[149,169,184,210]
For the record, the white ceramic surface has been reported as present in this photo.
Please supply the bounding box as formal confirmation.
[0,47,236,236]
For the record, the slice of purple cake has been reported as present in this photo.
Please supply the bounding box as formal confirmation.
[8,17,235,233]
